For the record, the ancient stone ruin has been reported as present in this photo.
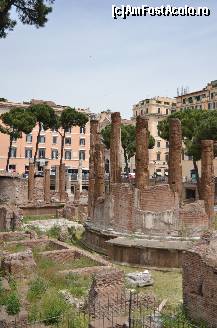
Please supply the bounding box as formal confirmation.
[183,231,217,327]
[83,114,212,268]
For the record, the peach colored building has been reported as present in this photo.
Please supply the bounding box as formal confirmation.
[0,99,90,175]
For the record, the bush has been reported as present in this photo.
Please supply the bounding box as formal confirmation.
[47,225,61,239]
[28,277,48,301]
[42,289,68,325]
[6,292,21,315]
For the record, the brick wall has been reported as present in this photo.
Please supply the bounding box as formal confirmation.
[0,176,28,206]
[183,237,217,327]
[180,201,209,231]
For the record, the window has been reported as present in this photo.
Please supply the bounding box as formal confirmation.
[146,108,149,113]
[135,111,137,116]
[52,128,58,133]
[26,134,32,143]
[188,155,193,161]
[80,127,86,134]
[65,137,71,145]
[38,149,45,159]
[51,149,58,159]
[39,135,45,143]
[80,138,85,146]
[166,141,169,148]
[166,108,169,115]
[157,141,161,148]
[165,153,169,162]
[53,136,58,144]
[25,148,32,159]
[65,127,71,133]
[141,110,143,115]
[157,108,161,114]
[10,147,17,158]
[9,164,16,172]
[79,150,85,160]
[182,99,186,104]
[208,103,212,110]
[12,137,17,142]
[65,150,72,160]
[157,153,161,161]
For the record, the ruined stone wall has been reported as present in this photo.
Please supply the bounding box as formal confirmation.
[183,250,217,327]
[179,201,209,231]
[41,249,82,263]
[93,183,179,235]
[0,176,28,206]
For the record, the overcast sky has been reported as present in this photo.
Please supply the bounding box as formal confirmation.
[0,0,217,117]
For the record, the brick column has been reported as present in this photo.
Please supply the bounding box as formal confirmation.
[168,118,182,200]
[59,163,66,202]
[44,167,50,203]
[94,143,105,201]
[201,140,214,226]
[135,116,149,189]
[110,112,122,183]
[88,120,100,218]
[28,160,35,202]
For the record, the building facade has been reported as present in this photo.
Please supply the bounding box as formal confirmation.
[0,99,90,175]
[132,96,176,176]
[176,80,217,111]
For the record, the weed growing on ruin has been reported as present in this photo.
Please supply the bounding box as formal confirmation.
[28,277,49,301]
[6,291,21,315]
[41,289,69,325]
[23,215,55,223]
[47,224,61,239]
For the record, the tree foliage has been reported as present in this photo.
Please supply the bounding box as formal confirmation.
[0,107,36,170]
[101,124,155,173]
[57,107,88,164]
[29,103,57,163]
[0,0,55,38]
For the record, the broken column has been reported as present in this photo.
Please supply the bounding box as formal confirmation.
[88,120,100,218]
[94,143,105,202]
[44,167,50,203]
[74,183,80,202]
[66,173,71,196]
[110,112,122,183]
[78,160,83,193]
[55,165,59,192]
[200,140,214,226]
[168,118,182,200]
[28,160,35,202]
[135,116,149,189]
[59,163,66,202]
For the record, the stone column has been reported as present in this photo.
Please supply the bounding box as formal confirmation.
[59,163,66,202]
[168,118,182,200]
[28,160,35,202]
[74,183,80,202]
[135,116,149,189]
[44,167,50,203]
[88,120,100,218]
[94,143,105,201]
[110,112,122,183]
[66,173,71,195]
[55,165,59,192]
[78,160,83,193]
[201,140,214,226]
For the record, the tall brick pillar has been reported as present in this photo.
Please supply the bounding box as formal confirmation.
[110,112,122,183]
[44,167,50,203]
[168,118,182,200]
[59,163,66,202]
[135,116,149,189]
[88,120,100,218]
[201,140,214,226]
[94,143,105,202]
[28,160,35,202]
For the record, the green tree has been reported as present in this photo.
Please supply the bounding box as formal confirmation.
[0,107,36,171]
[29,103,57,164]
[0,0,55,38]
[101,124,155,174]
[157,108,217,196]
[57,107,88,165]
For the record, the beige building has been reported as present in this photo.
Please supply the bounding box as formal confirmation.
[0,99,90,175]
[132,96,176,176]
[176,80,217,111]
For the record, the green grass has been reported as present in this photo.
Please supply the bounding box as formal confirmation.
[4,243,27,253]
[23,215,56,223]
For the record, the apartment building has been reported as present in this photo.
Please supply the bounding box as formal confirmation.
[0,99,90,175]
[132,96,176,176]
[176,80,217,111]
